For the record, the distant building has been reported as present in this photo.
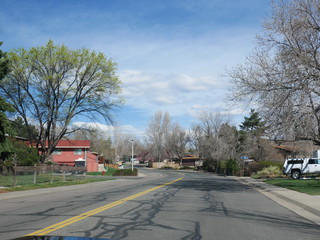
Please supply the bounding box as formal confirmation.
[41,140,99,172]
[272,143,311,159]
[173,155,203,168]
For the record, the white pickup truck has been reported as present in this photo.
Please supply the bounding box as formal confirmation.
[282,158,320,179]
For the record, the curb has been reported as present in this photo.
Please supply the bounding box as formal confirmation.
[234,177,320,225]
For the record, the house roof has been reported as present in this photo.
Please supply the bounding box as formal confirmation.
[27,139,91,149]
[54,140,91,148]
[272,144,298,152]
[5,134,28,141]
[182,156,200,160]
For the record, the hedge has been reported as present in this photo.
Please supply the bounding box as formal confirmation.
[112,168,138,176]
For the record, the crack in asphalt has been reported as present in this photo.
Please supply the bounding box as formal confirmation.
[81,185,203,240]
[2,172,320,240]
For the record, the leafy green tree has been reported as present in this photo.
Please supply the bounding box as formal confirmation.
[0,42,15,169]
[0,40,122,163]
[0,98,15,167]
[0,42,9,78]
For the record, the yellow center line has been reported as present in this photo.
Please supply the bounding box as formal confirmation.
[25,177,184,236]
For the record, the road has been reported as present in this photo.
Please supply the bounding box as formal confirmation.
[0,169,319,240]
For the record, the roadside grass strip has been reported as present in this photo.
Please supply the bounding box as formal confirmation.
[25,177,184,236]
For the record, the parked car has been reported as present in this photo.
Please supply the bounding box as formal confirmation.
[282,158,320,179]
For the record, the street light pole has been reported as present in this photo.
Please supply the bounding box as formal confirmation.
[131,140,134,171]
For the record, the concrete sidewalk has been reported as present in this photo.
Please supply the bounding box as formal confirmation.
[234,177,320,225]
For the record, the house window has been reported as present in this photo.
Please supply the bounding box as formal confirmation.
[74,149,82,155]
[52,149,62,155]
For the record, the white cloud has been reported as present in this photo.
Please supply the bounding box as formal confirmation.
[1,0,267,131]
[120,70,222,98]
[72,122,145,139]
[119,69,235,120]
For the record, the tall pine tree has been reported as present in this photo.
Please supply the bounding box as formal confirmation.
[239,109,266,136]
[238,109,267,161]
[0,42,15,168]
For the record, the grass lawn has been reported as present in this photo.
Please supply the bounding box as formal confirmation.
[1,177,114,192]
[0,169,116,192]
[0,174,86,187]
[265,179,320,195]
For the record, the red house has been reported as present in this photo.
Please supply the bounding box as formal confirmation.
[49,140,99,172]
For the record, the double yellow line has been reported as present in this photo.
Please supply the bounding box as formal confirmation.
[26,177,184,236]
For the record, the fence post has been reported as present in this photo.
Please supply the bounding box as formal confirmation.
[33,164,37,184]
[62,165,66,182]
[13,156,18,187]
[50,164,53,183]
[13,166,17,187]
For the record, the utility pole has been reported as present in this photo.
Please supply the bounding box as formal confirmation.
[131,140,134,171]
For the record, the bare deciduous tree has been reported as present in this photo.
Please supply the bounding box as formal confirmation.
[72,128,115,162]
[189,124,204,158]
[112,126,138,162]
[165,122,189,165]
[191,111,236,171]
[145,111,171,162]
[218,123,239,160]
[228,0,320,145]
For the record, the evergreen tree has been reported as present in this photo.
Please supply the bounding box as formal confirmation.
[0,42,15,169]
[9,138,38,166]
[238,109,267,161]
[239,109,265,135]
[10,117,38,140]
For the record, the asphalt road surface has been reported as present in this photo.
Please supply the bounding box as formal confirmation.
[0,169,319,240]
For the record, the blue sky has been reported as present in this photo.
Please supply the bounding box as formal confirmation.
[1,0,272,137]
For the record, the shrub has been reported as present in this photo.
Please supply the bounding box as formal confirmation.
[246,161,283,176]
[161,166,174,170]
[87,172,102,175]
[179,166,193,170]
[256,166,282,178]
[225,159,240,175]
[216,159,239,175]
[203,159,217,172]
[112,168,138,176]
[258,161,283,169]
[247,161,264,174]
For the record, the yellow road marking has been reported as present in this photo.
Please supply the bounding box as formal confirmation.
[25,177,184,236]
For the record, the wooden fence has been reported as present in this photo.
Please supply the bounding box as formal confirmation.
[14,165,86,173]
[104,163,119,169]
[0,165,87,188]
[150,162,180,169]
